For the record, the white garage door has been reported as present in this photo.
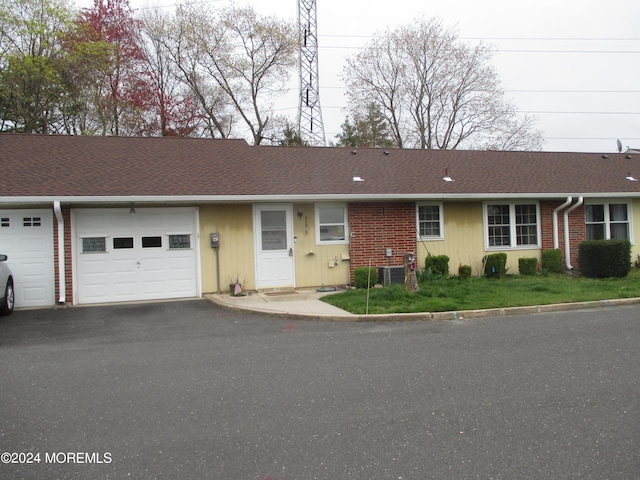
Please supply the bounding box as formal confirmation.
[74,208,199,304]
[0,209,55,308]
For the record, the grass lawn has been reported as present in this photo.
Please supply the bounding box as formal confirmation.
[321,270,640,314]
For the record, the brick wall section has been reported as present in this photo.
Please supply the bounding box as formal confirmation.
[540,200,586,270]
[348,202,417,282]
[53,206,73,304]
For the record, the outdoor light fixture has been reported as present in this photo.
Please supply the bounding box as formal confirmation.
[129,207,136,215]
[297,209,304,219]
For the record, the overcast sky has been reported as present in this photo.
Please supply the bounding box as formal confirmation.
[81,0,640,152]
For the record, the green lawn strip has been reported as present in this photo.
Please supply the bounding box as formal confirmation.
[321,272,640,315]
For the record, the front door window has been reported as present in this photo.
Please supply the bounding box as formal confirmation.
[261,211,287,250]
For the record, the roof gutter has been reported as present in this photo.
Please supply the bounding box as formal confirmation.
[53,201,65,305]
[563,196,584,270]
[552,197,573,250]
[0,192,639,205]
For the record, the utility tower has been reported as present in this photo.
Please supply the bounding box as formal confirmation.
[297,0,325,146]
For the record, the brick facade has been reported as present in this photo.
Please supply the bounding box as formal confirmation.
[540,200,586,269]
[348,200,587,283]
[348,202,417,282]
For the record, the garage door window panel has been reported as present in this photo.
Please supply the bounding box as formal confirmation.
[82,237,107,253]
[1,218,9,227]
[113,237,134,249]
[168,234,191,250]
[23,217,42,227]
[142,236,162,248]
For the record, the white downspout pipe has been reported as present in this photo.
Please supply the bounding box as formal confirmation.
[563,197,584,270]
[553,197,573,250]
[53,201,66,305]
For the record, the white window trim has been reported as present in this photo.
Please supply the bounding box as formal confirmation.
[315,203,349,245]
[584,200,634,244]
[483,202,541,251]
[416,203,444,241]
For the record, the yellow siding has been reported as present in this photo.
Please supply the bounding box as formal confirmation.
[292,203,351,289]
[199,205,256,293]
[199,203,350,293]
[416,202,541,276]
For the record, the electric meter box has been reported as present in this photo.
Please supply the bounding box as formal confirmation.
[210,233,220,248]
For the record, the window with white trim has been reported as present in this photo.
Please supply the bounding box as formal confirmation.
[585,203,630,240]
[417,203,443,240]
[316,204,348,244]
[485,202,540,249]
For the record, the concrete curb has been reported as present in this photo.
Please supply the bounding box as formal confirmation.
[207,294,640,322]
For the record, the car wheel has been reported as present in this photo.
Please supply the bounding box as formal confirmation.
[0,278,14,316]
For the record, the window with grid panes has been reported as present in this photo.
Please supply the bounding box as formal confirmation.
[486,203,539,249]
[417,204,442,239]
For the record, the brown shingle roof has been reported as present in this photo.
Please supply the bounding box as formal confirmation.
[1,134,639,200]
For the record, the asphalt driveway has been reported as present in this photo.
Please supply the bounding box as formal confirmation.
[0,299,638,479]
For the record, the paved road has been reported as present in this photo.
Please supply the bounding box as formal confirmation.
[0,300,638,479]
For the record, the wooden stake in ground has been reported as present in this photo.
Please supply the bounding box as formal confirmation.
[404,252,419,293]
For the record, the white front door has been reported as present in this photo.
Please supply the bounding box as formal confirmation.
[254,204,295,290]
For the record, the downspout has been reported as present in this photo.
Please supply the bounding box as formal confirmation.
[552,197,573,250]
[53,201,66,305]
[563,197,584,270]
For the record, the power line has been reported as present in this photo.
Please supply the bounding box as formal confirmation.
[317,45,640,54]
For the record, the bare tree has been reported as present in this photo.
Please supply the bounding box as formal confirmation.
[165,2,298,144]
[140,6,201,136]
[342,18,543,151]
[162,2,233,138]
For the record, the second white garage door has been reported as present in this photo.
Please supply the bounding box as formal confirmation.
[74,208,199,304]
[0,209,55,308]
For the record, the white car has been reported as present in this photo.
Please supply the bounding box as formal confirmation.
[0,255,14,315]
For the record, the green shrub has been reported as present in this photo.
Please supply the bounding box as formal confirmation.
[458,264,472,280]
[425,255,450,277]
[483,253,507,279]
[541,249,563,273]
[353,267,378,288]
[578,239,631,278]
[518,257,538,276]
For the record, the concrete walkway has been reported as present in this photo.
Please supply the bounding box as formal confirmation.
[207,288,640,321]
[207,288,353,320]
